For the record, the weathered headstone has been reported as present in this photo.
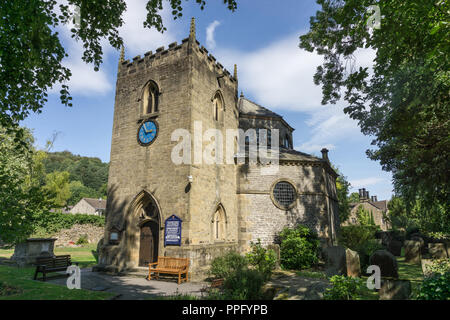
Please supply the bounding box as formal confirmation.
[428,243,448,259]
[369,250,399,278]
[379,280,411,300]
[324,246,346,276]
[376,231,394,247]
[421,259,434,278]
[345,248,361,277]
[387,240,402,257]
[404,240,422,264]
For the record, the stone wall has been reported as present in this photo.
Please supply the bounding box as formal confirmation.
[53,224,104,247]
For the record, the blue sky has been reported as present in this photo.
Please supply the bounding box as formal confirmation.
[21,0,393,200]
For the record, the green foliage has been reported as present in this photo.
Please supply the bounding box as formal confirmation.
[356,206,375,226]
[416,272,450,300]
[246,240,277,281]
[222,269,265,300]
[76,234,89,245]
[323,275,365,300]
[0,0,238,133]
[334,167,351,223]
[348,192,360,204]
[32,211,105,236]
[338,225,379,250]
[300,0,450,224]
[338,225,382,270]
[208,249,269,300]
[43,151,109,205]
[425,259,450,277]
[209,251,248,280]
[43,171,71,208]
[0,126,51,244]
[279,225,320,270]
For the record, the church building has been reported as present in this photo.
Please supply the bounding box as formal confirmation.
[97,19,340,277]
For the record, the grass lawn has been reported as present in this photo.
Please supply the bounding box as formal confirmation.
[0,244,98,269]
[0,265,114,300]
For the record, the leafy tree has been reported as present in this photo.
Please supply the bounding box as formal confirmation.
[68,180,102,206]
[0,0,238,132]
[43,171,72,208]
[356,206,375,226]
[336,173,351,223]
[300,1,450,224]
[0,126,50,244]
[348,192,360,204]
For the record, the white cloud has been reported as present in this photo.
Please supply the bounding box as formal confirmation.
[118,0,177,57]
[214,33,376,154]
[206,20,221,50]
[51,0,179,96]
[349,177,387,189]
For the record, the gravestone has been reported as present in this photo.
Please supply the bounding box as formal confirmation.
[345,248,361,278]
[379,280,411,300]
[404,240,422,264]
[421,259,434,278]
[369,250,398,278]
[428,243,448,259]
[387,240,402,257]
[11,238,57,267]
[324,246,346,276]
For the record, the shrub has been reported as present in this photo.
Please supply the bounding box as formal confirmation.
[338,225,379,250]
[76,234,89,245]
[424,259,450,277]
[338,225,383,271]
[279,224,319,270]
[246,240,277,281]
[416,272,450,300]
[323,275,365,300]
[209,251,248,280]
[32,211,105,236]
[222,269,265,300]
[358,239,385,271]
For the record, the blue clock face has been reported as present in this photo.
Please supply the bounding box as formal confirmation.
[138,120,158,146]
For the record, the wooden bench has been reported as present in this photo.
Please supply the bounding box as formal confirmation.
[148,257,189,284]
[33,255,76,281]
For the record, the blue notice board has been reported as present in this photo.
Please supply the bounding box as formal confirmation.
[164,215,182,246]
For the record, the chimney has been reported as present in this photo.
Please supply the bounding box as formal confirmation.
[374,196,378,202]
[358,189,363,198]
[362,188,366,200]
[321,148,329,161]
[366,190,370,200]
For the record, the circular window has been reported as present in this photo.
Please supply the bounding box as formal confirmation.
[272,181,297,209]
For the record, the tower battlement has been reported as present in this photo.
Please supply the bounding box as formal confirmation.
[118,19,237,84]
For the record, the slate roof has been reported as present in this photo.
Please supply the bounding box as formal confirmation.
[239,97,283,118]
[83,198,107,210]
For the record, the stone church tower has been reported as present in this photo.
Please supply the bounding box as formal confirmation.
[97,19,339,277]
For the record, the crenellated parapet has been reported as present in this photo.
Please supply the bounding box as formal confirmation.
[118,18,237,86]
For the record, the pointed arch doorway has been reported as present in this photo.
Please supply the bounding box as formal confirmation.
[136,194,160,267]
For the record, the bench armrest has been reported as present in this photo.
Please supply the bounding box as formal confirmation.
[149,262,158,268]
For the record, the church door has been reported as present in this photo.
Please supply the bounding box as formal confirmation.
[139,221,159,267]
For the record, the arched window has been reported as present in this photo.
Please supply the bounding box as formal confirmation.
[212,205,226,241]
[212,92,224,122]
[143,81,159,115]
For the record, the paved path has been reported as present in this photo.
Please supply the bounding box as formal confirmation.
[47,268,208,300]
[265,271,331,300]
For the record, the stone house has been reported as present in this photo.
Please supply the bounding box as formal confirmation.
[70,198,107,216]
[97,19,340,277]
[344,188,390,231]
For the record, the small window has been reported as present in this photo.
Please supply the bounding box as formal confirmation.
[213,205,226,241]
[213,92,223,122]
[143,81,159,115]
[272,181,297,210]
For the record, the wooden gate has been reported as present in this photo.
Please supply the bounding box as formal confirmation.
[139,221,159,267]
